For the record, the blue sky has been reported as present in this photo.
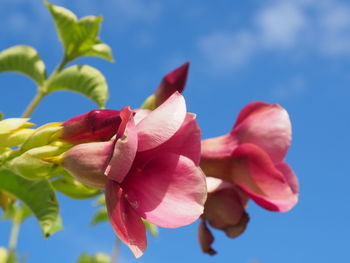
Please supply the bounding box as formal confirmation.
[0,0,350,262]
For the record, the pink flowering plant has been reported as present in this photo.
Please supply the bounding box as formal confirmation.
[0,2,298,262]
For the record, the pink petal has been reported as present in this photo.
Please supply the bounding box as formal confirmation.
[232,143,298,212]
[154,62,189,106]
[232,102,291,163]
[276,162,299,194]
[201,133,238,160]
[141,113,201,165]
[115,106,134,139]
[122,153,207,228]
[134,109,150,125]
[233,102,269,128]
[136,92,186,152]
[105,180,146,258]
[200,151,233,183]
[105,116,138,184]
[62,141,114,189]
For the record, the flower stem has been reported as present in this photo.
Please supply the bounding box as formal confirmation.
[21,92,45,118]
[111,238,121,263]
[8,215,21,251]
[21,55,69,118]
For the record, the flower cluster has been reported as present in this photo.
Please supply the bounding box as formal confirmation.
[59,63,298,257]
[1,62,298,258]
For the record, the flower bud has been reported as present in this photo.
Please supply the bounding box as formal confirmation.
[20,122,62,152]
[0,247,7,263]
[155,62,189,106]
[142,62,189,110]
[0,118,35,148]
[61,110,121,144]
[8,145,65,180]
[203,178,249,237]
[198,177,249,255]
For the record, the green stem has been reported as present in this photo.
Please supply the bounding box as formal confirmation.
[8,217,21,251]
[21,56,69,118]
[21,92,45,118]
[111,238,121,263]
[53,56,69,76]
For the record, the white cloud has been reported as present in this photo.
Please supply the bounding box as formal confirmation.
[109,0,161,22]
[198,0,350,71]
[270,76,306,101]
[256,1,306,48]
[318,2,350,55]
[198,31,256,70]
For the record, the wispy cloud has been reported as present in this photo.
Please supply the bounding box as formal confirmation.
[108,0,161,22]
[198,31,256,70]
[318,2,350,56]
[270,76,307,101]
[256,1,306,48]
[198,0,350,71]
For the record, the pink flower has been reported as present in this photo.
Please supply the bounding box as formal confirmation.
[198,177,249,255]
[200,102,298,212]
[62,92,207,257]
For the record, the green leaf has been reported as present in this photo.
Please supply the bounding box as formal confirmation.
[90,207,108,226]
[83,43,113,62]
[76,253,110,263]
[0,168,62,237]
[45,1,114,62]
[0,45,46,86]
[0,113,3,121]
[52,168,101,199]
[46,65,108,108]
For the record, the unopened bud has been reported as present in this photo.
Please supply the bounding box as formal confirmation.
[61,110,121,144]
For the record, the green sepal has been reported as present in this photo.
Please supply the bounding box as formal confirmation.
[141,95,157,110]
[143,219,159,237]
[51,167,101,199]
